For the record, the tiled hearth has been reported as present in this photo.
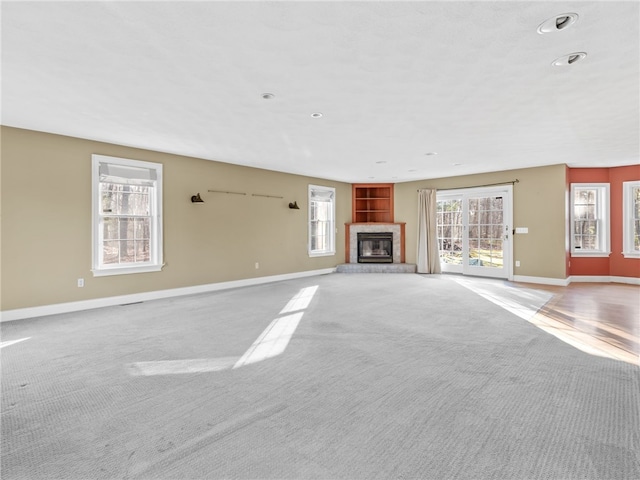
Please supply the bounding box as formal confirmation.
[336,263,416,273]
[336,223,417,273]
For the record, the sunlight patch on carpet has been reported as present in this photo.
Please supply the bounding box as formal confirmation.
[0,337,31,349]
[453,277,552,321]
[453,277,638,365]
[127,286,318,376]
[128,357,237,376]
[233,312,304,368]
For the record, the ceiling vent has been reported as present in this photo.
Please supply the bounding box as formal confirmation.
[552,52,587,66]
[537,13,579,34]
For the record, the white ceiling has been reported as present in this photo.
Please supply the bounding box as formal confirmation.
[2,1,638,184]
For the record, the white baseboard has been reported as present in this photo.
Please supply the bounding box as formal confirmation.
[569,275,640,285]
[0,268,336,322]
[513,274,639,286]
[512,275,571,286]
[611,276,640,285]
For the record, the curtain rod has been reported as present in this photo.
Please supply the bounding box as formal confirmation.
[418,179,519,192]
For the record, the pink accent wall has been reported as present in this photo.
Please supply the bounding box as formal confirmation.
[610,165,640,278]
[568,165,640,278]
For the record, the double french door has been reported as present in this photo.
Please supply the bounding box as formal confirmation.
[436,186,513,279]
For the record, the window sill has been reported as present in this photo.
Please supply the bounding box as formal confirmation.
[570,252,611,258]
[309,251,335,258]
[92,264,164,277]
[622,252,640,259]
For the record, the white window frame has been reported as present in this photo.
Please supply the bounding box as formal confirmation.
[92,154,164,276]
[308,184,336,257]
[570,183,610,257]
[622,180,640,258]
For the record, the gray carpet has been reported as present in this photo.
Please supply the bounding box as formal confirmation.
[1,273,639,479]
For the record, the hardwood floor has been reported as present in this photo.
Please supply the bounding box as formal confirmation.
[512,282,640,366]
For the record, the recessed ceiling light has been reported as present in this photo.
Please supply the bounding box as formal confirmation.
[376,161,387,164]
[537,13,579,34]
[261,93,275,99]
[311,112,323,118]
[552,52,587,66]
[425,152,438,156]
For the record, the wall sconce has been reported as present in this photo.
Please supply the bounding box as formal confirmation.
[288,201,300,209]
[191,193,204,203]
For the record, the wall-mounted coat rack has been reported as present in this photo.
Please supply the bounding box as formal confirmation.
[252,193,283,199]
[208,189,295,209]
[208,189,247,195]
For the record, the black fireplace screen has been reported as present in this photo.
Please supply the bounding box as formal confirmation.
[357,232,393,263]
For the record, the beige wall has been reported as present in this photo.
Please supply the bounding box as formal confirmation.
[1,127,351,311]
[1,126,570,312]
[394,164,568,280]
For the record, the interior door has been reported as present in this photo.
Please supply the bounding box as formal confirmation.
[437,186,513,280]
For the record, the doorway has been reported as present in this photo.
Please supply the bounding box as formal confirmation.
[436,186,513,280]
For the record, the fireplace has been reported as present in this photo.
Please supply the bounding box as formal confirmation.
[358,232,393,263]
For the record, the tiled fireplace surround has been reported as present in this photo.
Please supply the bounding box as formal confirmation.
[338,223,416,273]
[345,223,406,264]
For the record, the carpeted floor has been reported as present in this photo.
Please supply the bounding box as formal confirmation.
[1,273,639,479]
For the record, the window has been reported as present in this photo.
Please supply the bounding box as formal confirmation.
[623,181,640,258]
[92,155,163,276]
[308,185,335,257]
[570,183,610,257]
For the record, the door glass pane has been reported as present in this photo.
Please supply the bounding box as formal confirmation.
[470,195,504,269]
[437,199,463,265]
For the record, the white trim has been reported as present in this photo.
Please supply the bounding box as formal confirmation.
[513,275,640,286]
[308,184,336,257]
[436,185,513,281]
[611,276,640,285]
[622,181,640,258]
[512,275,570,286]
[92,264,165,277]
[568,275,611,283]
[570,252,612,258]
[570,183,610,256]
[569,275,640,285]
[92,154,164,276]
[0,268,336,322]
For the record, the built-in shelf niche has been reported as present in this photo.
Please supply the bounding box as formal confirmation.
[352,183,394,223]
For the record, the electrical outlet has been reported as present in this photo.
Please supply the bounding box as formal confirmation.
[515,261,521,267]
[77,278,85,287]
[255,262,259,269]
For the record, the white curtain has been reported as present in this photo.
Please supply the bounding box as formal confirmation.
[417,188,441,274]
